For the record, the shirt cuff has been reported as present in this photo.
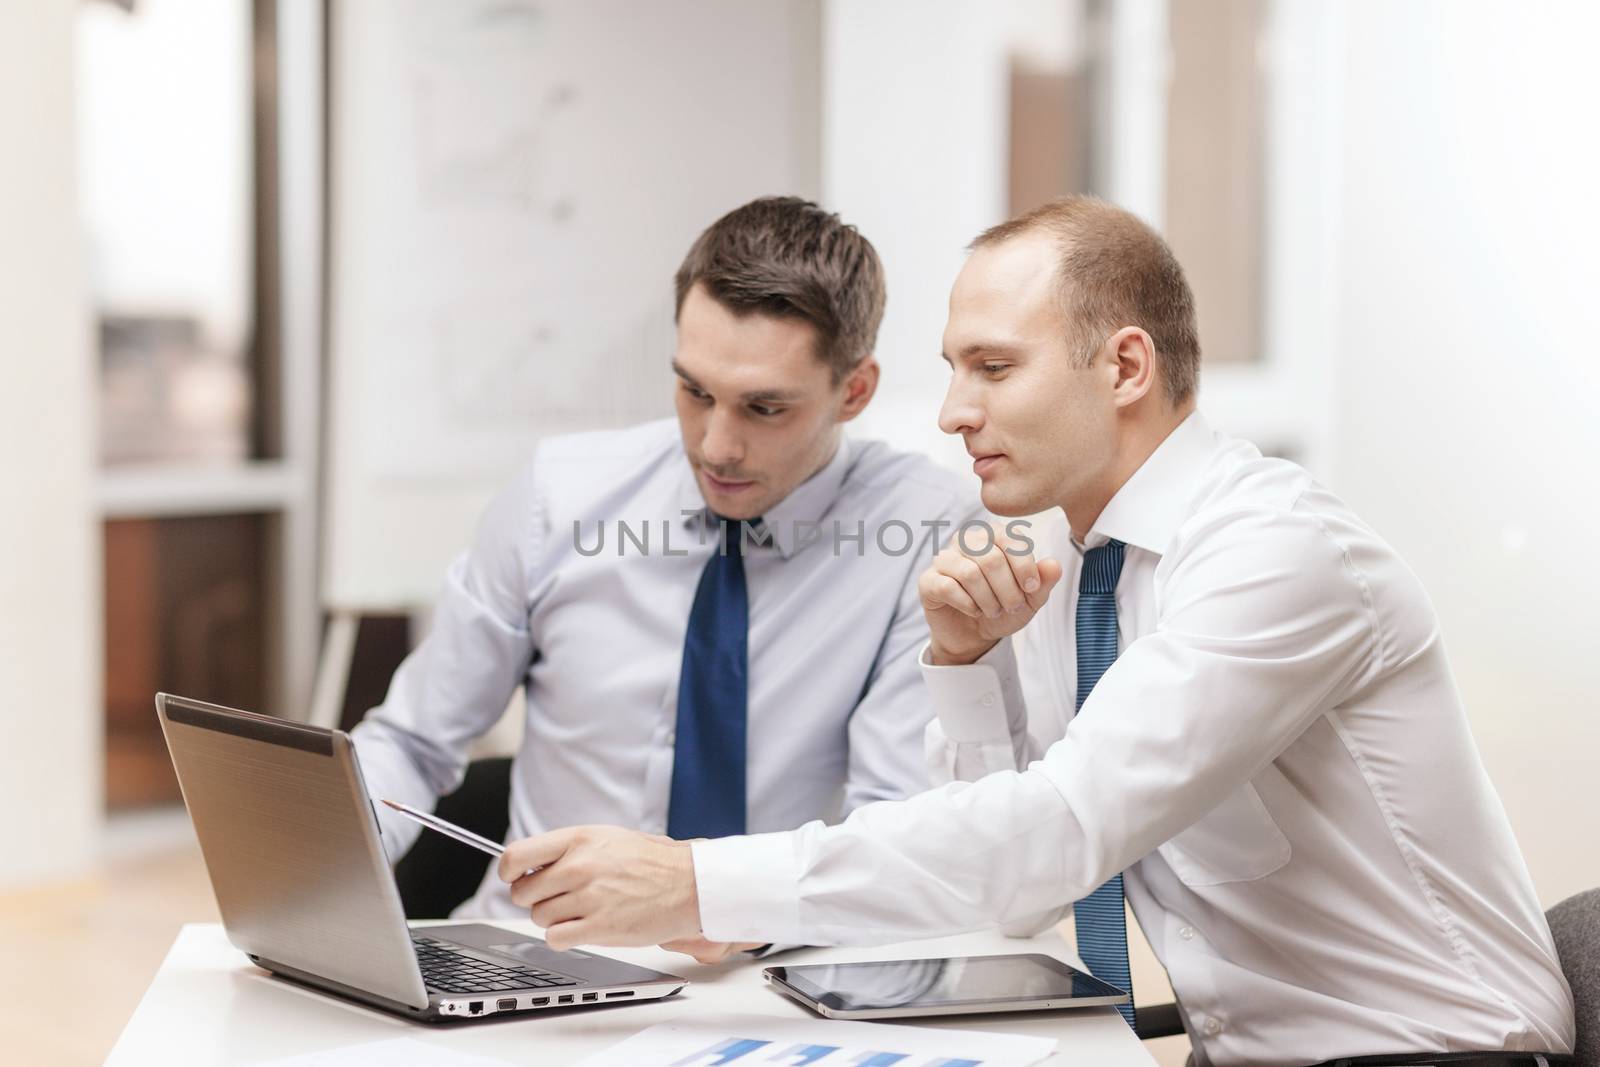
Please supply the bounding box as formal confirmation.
[691,831,805,945]
[918,638,1022,744]
[744,942,803,959]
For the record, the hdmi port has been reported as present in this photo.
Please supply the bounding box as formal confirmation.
[605,991,634,999]
[531,997,549,1007]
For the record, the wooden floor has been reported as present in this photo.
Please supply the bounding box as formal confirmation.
[0,813,218,1065]
[1,811,1190,1066]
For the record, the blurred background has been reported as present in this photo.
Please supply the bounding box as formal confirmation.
[2,1,1598,1062]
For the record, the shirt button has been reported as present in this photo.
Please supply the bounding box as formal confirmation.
[1179,925,1195,941]
[665,730,676,746]
[1203,1018,1222,1036]
[980,692,996,707]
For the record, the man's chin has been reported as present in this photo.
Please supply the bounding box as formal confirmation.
[979,481,1046,518]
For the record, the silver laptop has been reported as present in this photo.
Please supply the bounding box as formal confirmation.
[155,692,687,1022]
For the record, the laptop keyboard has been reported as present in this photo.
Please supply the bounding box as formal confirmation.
[411,934,584,995]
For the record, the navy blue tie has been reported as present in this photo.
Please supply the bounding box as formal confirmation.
[1072,539,1135,1027]
[667,516,754,840]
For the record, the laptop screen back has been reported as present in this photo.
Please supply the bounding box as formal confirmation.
[156,693,429,1010]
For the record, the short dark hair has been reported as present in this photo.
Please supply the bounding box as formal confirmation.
[674,196,886,383]
[971,196,1200,405]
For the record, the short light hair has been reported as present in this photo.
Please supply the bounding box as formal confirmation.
[674,197,886,383]
[970,196,1200,405]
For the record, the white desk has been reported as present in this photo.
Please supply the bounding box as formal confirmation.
[108,922,1155,1065]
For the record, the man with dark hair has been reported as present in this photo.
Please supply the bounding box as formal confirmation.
[353,196,977,959]
[495,197,1575,1065]
[675,196,886,384]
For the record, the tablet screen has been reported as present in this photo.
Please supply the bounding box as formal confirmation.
[766,954,1127,1013]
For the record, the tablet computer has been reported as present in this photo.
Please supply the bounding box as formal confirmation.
[762,953,1130,1020]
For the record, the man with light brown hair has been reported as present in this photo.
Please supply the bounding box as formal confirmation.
[494,196,1575,1066]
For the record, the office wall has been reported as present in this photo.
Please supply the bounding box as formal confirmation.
[820,0,1012,472]
[324,0,821,611]
[0,1,101,888]
[1332,0,1600,904]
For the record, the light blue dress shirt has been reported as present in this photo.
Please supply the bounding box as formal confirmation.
[352,417,980,918]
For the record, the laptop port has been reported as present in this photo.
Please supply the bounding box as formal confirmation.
[557,995,573,1004]
[497,998,518,1011]
[581,992,598,1003]
[531,997,549,1007]
[468,1001,483,1015]
[605,991,634,999]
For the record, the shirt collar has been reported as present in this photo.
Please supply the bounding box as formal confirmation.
[1080,410,1219,557]
[675,436,853,560]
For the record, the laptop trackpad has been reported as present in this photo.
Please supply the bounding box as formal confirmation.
[489,941,593,968]
[485,940,677,984]
[428,923,681,984]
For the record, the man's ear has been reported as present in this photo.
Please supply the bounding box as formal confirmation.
[1108,327,1157,410]
[836,357,880,422]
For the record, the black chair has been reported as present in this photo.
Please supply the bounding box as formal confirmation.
[1135,1000,1186,1041]
[393,757,513,919]
[1547,888,1600,1067]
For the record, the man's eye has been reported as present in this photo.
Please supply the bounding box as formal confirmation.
[981,363,1009,376]
[750,404,784,418]
[682,383,710,401]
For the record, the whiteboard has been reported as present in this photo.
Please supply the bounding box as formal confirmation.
[324,0,821,610]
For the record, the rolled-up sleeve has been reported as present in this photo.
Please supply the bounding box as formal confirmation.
[695,507,1380,946]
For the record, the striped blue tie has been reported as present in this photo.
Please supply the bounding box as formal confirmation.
[1072,539,1136,1027]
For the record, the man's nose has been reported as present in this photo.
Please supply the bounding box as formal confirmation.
[700,408,745,469]
[938,378,983,437]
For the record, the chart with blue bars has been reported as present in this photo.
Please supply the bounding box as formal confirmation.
[670,1037,984,1067]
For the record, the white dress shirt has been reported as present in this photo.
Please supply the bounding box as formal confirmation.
[693,412,1575,1066]
[353,417,979,918]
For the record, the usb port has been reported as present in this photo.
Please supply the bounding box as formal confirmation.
[557,995,573,1004]
[581,992,598,1003]
[497,998,517,1011]
[605,991,634,999]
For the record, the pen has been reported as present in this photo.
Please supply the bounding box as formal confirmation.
[380,798,505,859]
